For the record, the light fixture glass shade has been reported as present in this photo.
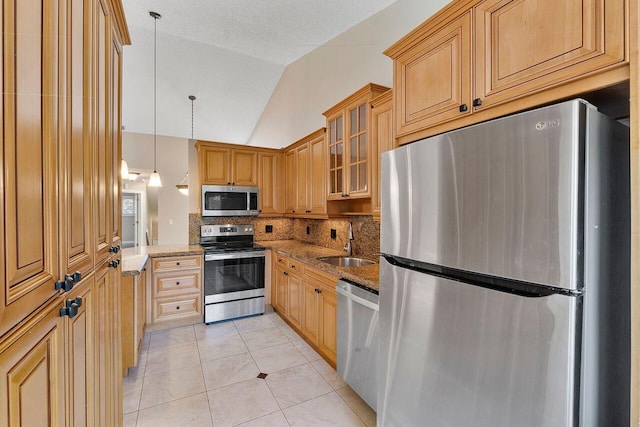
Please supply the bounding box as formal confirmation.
[128,172,140,181]
[148,171,162,187]
[121,160,129,179]
[176,185,188,196]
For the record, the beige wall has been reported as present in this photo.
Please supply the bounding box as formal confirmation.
[122,132,190,245]
[246,0,448,149]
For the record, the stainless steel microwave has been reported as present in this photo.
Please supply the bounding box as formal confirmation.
[201,185,259,217]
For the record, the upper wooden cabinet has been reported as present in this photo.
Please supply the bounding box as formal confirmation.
[371,90,395,220]
[283,129,327,217]
[323,84,390,199]
[197,143,258,186]
[258,151,284,216]
[385,0,629,143]
[392,11,472,135]
[0,0,61,337]
[196,141,283,215]
[474,0,626,108]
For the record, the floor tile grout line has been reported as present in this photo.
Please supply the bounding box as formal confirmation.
[194,326,216,426]
[136,391,211,417]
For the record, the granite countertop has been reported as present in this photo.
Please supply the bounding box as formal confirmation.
[121,245,203,276]
[258,240,379,292]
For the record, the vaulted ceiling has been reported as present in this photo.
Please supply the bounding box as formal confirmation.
[121,0,397,144]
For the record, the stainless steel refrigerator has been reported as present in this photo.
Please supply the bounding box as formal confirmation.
[379,99,630,427]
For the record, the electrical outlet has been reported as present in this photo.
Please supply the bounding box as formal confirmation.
[306,226,310,235]
[265,225,273,233]
[330,229,337,239]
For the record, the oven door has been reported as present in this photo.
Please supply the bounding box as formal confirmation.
[204,251,265,304]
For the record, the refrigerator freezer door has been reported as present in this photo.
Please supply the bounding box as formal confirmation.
[378,258,579,427]
[382,100,588,290]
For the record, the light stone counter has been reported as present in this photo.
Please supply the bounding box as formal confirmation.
[121,244,203,276]
[258,240,379,292]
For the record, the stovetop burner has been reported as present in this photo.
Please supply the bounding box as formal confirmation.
[199,224,263,253]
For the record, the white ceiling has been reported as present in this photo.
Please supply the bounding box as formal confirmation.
[121,0,397,143]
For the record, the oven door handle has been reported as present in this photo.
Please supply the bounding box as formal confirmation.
[205,251,266,261]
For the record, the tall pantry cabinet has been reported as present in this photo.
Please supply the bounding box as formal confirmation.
[0,0,130,425]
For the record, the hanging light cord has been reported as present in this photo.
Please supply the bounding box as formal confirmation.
[153,13,158,172]
[189,95,196,139]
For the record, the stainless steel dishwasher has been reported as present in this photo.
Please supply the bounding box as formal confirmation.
[336,279,379,411]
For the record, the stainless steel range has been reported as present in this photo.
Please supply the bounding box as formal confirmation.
[200,224,266,323]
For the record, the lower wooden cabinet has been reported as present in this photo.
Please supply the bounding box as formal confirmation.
[150,254,203,328]
[121,265,147,375]
[272,254,339,365]
[0,263,122,427]
[0,298,66,427]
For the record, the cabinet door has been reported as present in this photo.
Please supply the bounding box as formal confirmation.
[285,150,297,214]
[474,0,626,109]
[93,0,112,267]
[94,260,120,427]
[65,276,95,427]
[327,113,345,199]
[110,28,122,250]
[345,101,371,197]
[287,273,302,329]
[309,135,327,214]
[201,146,231,185]
[231,149,258,186]
[296,144,310,213]
[0,299,66,427]
[300,280,319,343]
[317,285,337,364]
[274,266,288,315]
[258,152,283,215]
[0,0,60,336]
[371,97,394,219]
[59,0,94,281]
[395,12,472,137]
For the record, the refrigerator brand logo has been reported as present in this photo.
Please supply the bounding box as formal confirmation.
[535,120,560,130]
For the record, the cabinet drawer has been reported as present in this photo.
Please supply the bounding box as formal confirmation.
[153,270,201,296]
[304,264,339,287]
[152,294,202,323]
[287,259,302,274]
[275,254,289,267]
[152,255,202,273]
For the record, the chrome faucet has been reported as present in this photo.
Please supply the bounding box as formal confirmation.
[344,222,354,256]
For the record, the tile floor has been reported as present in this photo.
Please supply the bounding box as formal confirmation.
[123,312,376,426]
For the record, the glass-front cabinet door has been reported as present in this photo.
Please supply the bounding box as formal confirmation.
[328,113,344,199]
[324,84,388,201]
[347,102,369,195]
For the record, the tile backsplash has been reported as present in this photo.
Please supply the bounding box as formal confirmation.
[189,214,380,260]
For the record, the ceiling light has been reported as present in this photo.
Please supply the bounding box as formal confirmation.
[148,11,162,188]
[128,172,140,181]
[176,171,189,196]
[121,159,130,179]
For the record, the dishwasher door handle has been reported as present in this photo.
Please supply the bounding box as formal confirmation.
[336,286,379,311]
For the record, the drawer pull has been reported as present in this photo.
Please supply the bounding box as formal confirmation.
[176,262,181,266]
[176,306,180,310]
[176,281,180,285]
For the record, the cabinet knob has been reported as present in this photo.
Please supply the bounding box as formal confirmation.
[73,271,82,283]
[473,98,482,107]
[60,302,79,318]
[284,271,289,276]
[176,262,181,266]
[292,210,295,213]
[459,104,468,112]
[176,281,180,285]
[227,182,231,185]
[176,306,180,310]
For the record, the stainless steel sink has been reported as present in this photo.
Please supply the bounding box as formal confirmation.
[317,256,376,268]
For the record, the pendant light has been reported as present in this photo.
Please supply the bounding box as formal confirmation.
[175,95,196,196]
[148,11,162,187]
[121,159,130,179]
